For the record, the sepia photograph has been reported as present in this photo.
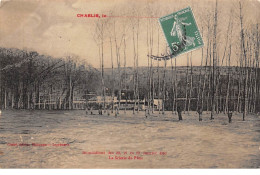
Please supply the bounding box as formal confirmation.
[0,0,259,170]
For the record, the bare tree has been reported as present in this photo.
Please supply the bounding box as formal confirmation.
[239,1,248,121]
[211,0,218,120]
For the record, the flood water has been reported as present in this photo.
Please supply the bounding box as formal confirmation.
[0,110,259,168]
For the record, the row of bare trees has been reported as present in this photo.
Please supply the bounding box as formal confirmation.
[1,1,258,119]
[92,0,259,119]
[192,0,259,120]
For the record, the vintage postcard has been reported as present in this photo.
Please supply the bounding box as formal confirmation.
[0,0,259,170]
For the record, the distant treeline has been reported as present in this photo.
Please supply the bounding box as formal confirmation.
[0,47,259,113]
[103,65,260,113]
[0,47,100,110]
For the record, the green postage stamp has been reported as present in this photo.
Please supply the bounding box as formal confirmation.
[159,7,204,58]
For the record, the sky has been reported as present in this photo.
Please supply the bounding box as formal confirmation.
[0,0,259,68]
